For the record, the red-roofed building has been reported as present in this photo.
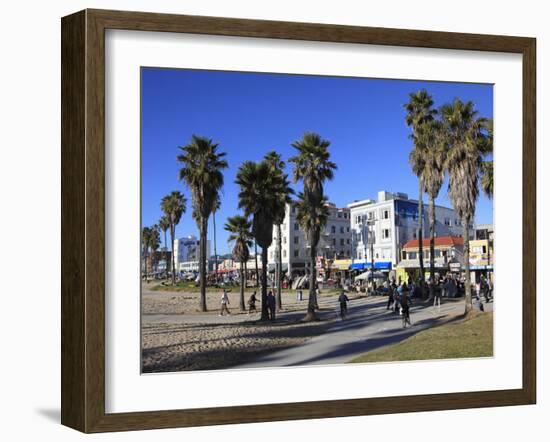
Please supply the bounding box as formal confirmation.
[402,236,464,250]
[396,235,465,282]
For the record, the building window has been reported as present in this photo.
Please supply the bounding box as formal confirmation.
[340,238,344,246]
[331,225,336,234]
[332,238,336,246]
[291,206,296,214]
[382,229,390,239]
[283,236,287,244]
[340,226,344,234]
[455,219,460,226]
[356,215,361,224]
[434,250,442,258]
[337,212,342,218]
[294,236,299,244]
[413,231,417,239]
[344,213,348,219]
[283,250,287,258]
[408,251,418,260]
[383,209,390,219]
[294,250,299,258]
[367,211,373,220]
[346,238,350,245]
[346,227,350,232]
[444,217,451,226]
[402,251,407,260]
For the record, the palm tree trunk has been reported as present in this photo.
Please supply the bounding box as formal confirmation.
[463,219,472,313]
[429,195,436,300]
[305,244,317,321]
[199,217,208,312]
[254,241,259,288]
[170,224,176,285]
[213,211,218,285]
[260,247,269,321]
[276,223,283,310]
[244,261,248,290]
[163,230,168,279]
[417,180,426,298]
[143,249,148,282]
[239,261,245,311]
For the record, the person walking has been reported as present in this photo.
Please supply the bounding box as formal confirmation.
[433,282,442,311]
[219,289,231,316]
[248,291,257,315]
[338,290,350,319]
[386,283,396,310]
[267,290,276,321]
[481,276,490,303]
[400,283,412,327]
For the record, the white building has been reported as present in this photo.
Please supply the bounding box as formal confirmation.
[173,235,211,273]
[347,190,463,271]
[267,202,352,277]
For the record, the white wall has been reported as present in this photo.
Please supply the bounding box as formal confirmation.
[0,0,547,441]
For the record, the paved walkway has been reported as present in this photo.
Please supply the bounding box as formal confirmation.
[231,296,492,368]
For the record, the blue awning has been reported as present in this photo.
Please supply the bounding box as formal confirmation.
[362,262,393,270]
[351,262,366,270]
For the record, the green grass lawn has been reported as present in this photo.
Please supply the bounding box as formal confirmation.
[149,280,343,295]
[349,311,493,363]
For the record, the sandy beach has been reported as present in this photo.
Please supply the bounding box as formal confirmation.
[141,283,360,372]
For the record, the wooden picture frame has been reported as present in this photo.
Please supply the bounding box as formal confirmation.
[61,9,536,433]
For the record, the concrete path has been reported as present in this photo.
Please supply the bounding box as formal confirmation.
[231,297,492,368]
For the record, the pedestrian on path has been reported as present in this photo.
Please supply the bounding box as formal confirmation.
[433,284,442,311]
[248,291,257,314]
[338,290,350,319]
[399,282,412,327]
[267,290,276,321]
[219,289,231,316]
[387,283,396,310]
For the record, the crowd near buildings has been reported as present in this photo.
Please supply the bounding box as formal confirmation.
[163,190,493,286]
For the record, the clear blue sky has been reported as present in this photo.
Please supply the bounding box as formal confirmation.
[141,68,493,255]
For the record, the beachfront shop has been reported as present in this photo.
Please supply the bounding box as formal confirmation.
[331,259,352,285]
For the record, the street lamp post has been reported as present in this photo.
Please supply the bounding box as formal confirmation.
[367,219,376,294]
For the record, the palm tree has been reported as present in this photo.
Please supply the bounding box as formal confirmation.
[225,215,253,311]
[178,135,228,312]
[289,132,337,321]
[158,215,170,278]
[149,224,161,275]
[481,161,493,198]
[405,90,437,296]
[264,151,293,310]
[211,196,221,284]
[440,99,492,313]
[141,226,153,281]
[417,119,447,299]
[480,120,494,199]
[254,241,259,288]
[160,191,187,285]
[295,193,330,320]
[236,160,286,321]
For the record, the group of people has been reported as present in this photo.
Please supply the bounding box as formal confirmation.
[219,289,277,320]
[386,281,413,327]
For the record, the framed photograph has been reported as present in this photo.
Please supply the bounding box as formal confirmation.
[61,9,536,433]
